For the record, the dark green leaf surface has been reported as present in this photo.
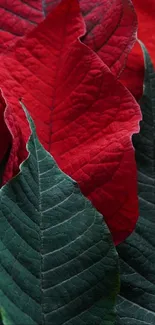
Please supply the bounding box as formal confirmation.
[0,104,119,325]
[116,44,155,324]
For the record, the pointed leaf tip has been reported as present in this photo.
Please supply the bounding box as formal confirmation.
[0,105,119,325]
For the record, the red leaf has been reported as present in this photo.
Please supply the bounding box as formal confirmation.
[0,0,138,171]
[0,0,41,164]
[0,0,60,51]
[1,0,141,244]
[46,0,137,77]
[0,0,137,76]
[1,0,85,180]
[133,0,155,66]
[120,41,144,101]
[82,0,137,77]
[0,92,11,162]
[120,0,155,101]
[0,0,47,50]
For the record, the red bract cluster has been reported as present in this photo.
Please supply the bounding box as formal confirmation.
[0,0,142,245]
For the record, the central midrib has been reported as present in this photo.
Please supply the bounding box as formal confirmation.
[33,134,44,325]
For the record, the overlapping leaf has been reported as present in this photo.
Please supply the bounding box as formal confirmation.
[0,0,141,244]
[0,0,139,187]
[1,0,85,181]
[0,104,119,325]
[116,44,155,324]
[0,0,47,163]
[0,0,138,169]
[0,0,137,77]
[0,0,138,176]
[120,0,155,102]
[79,0,138,76]
[0,0,48,50]
[45,0,138,76]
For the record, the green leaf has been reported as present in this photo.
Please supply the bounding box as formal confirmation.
[0,314,3,325]
[0,104,119,325]
[0,308,10,325]
[116,43,155,324]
